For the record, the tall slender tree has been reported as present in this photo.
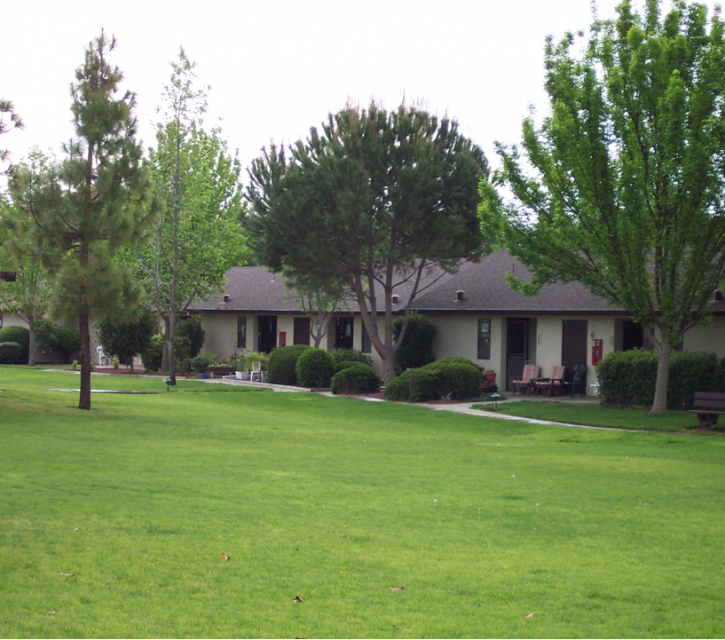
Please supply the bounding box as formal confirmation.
[480,0,725,412]
[135,49,246,385]
[8,33,160,409]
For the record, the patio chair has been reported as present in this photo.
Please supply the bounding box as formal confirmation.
[513,364,540,395]
[564,363,587,397]
[533,365,566,397]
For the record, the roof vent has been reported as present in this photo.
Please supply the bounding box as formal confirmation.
[223,293,230,303]
[392,294,400,304]
[456,290,466,301]
[715,290,724,302]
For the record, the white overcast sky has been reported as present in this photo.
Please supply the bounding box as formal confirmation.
[1,0,721,182]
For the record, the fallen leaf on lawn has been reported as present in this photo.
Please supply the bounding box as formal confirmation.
[58,573,74,577]
[46,611,56,615]
[388,586,404,592]
[293,596,304,602]
[524,613,535,619]
[221,554,229,561]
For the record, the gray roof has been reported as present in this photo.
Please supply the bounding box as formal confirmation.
[191,251,725,316]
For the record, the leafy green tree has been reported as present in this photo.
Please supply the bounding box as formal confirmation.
[481,0,725,413]
[134,49,246,385]
[246,103,488,381]
[8,33,161,409]
[96,309,156,372]
[0,155,56,365]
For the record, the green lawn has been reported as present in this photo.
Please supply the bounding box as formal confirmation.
[1,367,724,638]
[469,400,708,432]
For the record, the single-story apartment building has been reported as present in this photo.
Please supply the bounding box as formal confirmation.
[190,251,725,393]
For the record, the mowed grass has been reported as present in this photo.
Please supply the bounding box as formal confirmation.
[1,368,724,638]
[470,400,706,432]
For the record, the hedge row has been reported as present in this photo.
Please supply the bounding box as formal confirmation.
[597,350,725,410]
[384,357,481,402]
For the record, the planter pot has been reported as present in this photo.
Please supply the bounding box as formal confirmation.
[485,372,497,383]
[235,371,250,380]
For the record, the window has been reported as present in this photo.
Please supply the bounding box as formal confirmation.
[0,311,3,328]
[237,316,247,349]
[478,318,491,360]
[361,323,371,353]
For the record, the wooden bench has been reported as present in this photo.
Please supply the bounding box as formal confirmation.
[690,392,725,427]
[205,365,236,379]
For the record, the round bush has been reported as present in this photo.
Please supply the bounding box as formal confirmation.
[426,356,477,369]
[0,326,29,364]
[295,348,337,387]
[384,369,413,401]
[141,334,164,372]
[52,325,81,362]
[0,341,22,364]
[336,360,361,373]
[433,362,481,399]
[268,345,311,385]
[331,364,380,395]
[329,348,373,367]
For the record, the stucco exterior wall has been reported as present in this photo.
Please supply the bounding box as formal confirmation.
[682,317,725,357]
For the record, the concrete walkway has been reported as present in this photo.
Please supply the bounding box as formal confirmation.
[211,376,626,432]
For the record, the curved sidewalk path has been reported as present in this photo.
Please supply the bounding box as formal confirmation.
[211,377,627,432]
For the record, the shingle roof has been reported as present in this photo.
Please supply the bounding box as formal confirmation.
[190,251,725,316]
[410,252,622,314]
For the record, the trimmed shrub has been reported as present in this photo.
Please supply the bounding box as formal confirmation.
[669,351,718,410]
[0,341,22,364]
[597,350,657,405]
[52,325,81,362]
[176,317,205,358]
[0,326,29,364]
[141,334,164,372]
[189,351,217,374]
[384,370,413,401]
[428,361,481,399]
[393,311,438,372]
[427,356,477,369]
[409,368,441,402]
[336,360,361,373]
[331,364,380,394]
[597,349,719,409]
[329,348,373,367]
[295,348,337,387]
[268,345,311,385]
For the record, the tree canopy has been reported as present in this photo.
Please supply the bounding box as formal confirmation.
[480,0,725,412]
[245,103,488,380]
[131,49,246,385]
[8,33,160,409]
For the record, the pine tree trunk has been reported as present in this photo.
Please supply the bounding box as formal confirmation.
[651,338,673,414]
[27,315,36,366]
[79,311,92,410]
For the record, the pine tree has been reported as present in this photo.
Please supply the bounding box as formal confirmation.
[9,33,161,409]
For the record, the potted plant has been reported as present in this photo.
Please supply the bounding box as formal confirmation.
[484,369,497,384]
[235,356,249,380]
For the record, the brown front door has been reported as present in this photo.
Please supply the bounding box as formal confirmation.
[294,317,311,346]
[506,318,529,391]
[562,319,588,393]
